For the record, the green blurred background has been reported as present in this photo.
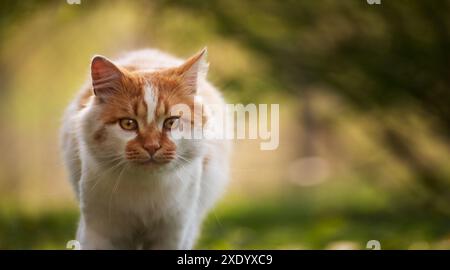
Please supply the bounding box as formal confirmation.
[0,0,449,249]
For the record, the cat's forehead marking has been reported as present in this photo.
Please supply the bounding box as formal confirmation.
[143,83,158,123]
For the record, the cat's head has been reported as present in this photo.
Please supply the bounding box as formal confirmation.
[81,49,208,170]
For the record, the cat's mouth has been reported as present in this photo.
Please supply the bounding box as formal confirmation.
[131,157,170,166]
[134,158,157,166]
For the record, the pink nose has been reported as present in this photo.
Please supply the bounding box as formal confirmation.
[143,142,161,156]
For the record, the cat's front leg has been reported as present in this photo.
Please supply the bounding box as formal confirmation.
[180,218,201,250]
[143,219,186,250]
[143,208,199,250]
[76,216,116,250]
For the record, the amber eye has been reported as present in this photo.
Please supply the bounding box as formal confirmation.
[163,116,180,130]
[119,118,138,131]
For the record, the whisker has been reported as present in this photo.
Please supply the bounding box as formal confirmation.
[108,163,128,222]
[87,158,125,194]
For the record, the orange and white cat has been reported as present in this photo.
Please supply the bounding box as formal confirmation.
[60,48,230,249]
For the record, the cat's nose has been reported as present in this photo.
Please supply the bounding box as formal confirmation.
[143,142,161,156]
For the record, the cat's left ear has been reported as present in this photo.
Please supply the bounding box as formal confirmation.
[176,47,209,94]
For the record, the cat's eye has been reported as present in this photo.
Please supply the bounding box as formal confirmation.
[119,118,138,131]
[163,116,180,130]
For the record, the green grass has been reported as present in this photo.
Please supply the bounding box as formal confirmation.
[1,190,449,249]
[0,208,78,249]
[199,194,450,250]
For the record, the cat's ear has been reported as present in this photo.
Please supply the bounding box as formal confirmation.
[90,55,123,99]
[176,47,209,94]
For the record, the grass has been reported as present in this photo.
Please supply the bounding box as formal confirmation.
[1,188,449,250]
[0,208,78,249]
[199,193,450,250]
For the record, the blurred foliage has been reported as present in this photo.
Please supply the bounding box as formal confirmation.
[163,0,450,210]
[0,0,449,249]
[166,0,450,126]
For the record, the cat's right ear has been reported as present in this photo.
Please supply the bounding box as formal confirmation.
[91,55,123,99]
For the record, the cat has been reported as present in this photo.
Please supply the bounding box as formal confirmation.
[60,48,230,249]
